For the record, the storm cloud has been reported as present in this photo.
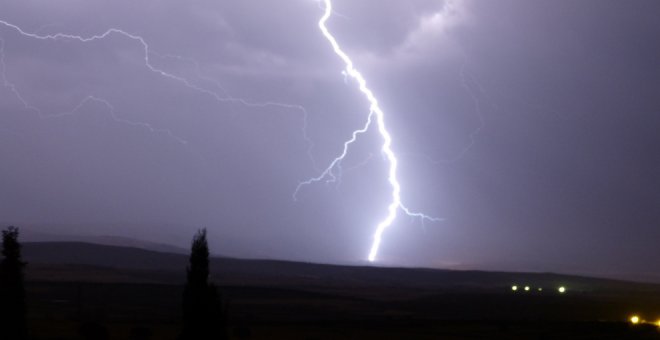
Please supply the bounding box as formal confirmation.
[1,0,658,281]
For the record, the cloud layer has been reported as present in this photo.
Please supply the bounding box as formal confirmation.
[0,0,658,281]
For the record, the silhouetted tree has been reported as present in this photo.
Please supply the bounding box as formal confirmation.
[180,229,227,340]
[0,226,28,340]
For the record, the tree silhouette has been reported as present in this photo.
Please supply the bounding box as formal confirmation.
[180,229,227,340]
[0,226,28,340]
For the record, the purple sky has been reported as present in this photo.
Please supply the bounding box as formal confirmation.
[1,0,659,282]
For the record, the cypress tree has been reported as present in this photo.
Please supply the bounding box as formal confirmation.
[0,226,28,340]
[180,229,226,339]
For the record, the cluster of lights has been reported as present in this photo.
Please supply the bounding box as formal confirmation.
[629,315,660,328]
[509,287,660,328]
[510,285,565,294]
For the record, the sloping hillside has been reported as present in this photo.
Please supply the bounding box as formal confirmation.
[21,242,660,296]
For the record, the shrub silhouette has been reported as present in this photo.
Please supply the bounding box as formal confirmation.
[180,229,227,340]
[0,226,28,340]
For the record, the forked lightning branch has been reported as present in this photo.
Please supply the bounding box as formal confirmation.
[296,0,441,262]
[0,0,441,263]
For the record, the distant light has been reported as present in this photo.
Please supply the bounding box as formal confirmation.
[630,315,640,324]
[558,286,566,293]
[511,285,518,291]
[538,288,543,292]
[656,320,660,327]
[524,286,530,291]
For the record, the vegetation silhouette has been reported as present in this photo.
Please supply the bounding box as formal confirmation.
[180,229,227,340]
[0,226,28,340]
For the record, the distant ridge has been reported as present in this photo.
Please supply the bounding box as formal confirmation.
[20,242,660,295]
[18,228,188,254]
[10,227,659,284]
[23,242,188,271]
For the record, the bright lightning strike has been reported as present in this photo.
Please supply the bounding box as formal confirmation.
[298,0,441,262]
[2,5,441,263]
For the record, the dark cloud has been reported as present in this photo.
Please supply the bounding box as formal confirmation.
[0,0,658,282]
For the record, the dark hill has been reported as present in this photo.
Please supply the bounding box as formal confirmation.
[15,243,660,339]
[21,242,660,296]
[23,242,188,271]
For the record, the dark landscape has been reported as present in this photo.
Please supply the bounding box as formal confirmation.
[16,240,660,339]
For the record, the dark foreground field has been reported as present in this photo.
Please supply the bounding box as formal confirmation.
[22,242,660,339]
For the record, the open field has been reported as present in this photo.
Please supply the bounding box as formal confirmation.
[21,242,660,339]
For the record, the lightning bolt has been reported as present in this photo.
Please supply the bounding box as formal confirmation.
[1,35,190,146]
[0,36,40,114]
[0,20,316,165]
[153,53,319,169]
[2,4,441,263]
[49,96,190,145]
[297,0,441,262]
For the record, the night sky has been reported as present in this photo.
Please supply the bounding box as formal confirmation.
[1,0,659,282]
